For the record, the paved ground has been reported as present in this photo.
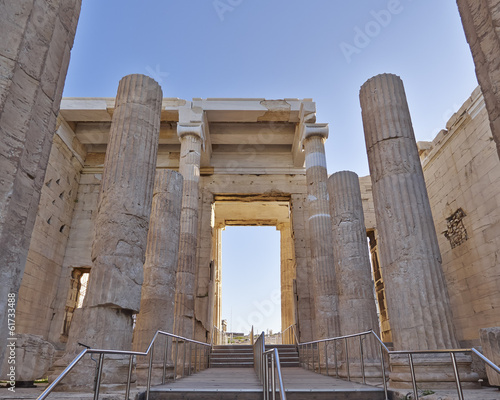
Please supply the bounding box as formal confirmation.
[390,386,500,400]
[1,369,499,400]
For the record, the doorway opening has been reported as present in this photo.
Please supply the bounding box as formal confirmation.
[221,226,281,344]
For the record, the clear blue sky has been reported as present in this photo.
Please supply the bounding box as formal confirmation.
[63,1,479,334]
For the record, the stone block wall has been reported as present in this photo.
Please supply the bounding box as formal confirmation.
[16,121,85,340]
[420,87,500,346]
[47,172,101,347]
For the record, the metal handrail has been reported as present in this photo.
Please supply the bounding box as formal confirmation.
[212,324,227,346]
[296,329,500,400]
[263,348,287,400]
[254,331,287,400]
[253,331,266,384]
[279,324,299,346]
[37,330,211,400]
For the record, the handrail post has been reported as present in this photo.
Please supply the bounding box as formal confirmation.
[360,335,365,384]
[264,353,269,400]
[182,340,186,377]
[125,354,133,400]
[197,344,200,372]
[93,353,104,400]
[334,339,339,377]
[312,343,316,372]
[173,340,179,381]
[408,353,419,400]
[450,352,464,400]
[188,342,192,376]
[146,342,154,400]
[194,343,198,373]
[271,352,276,400]
[379,343,388,400]
[325,341,329,376]
[162,336,169,384]
[345,338,350,381]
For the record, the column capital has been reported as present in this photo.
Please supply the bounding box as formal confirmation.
[177,123,204,142]
[302,123,329,148]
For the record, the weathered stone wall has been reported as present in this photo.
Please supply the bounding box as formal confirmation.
[420,87,500,346]
[0,0,81,365]
[457,0,500,159]
[15,120,85,339]
[47,172,101,347]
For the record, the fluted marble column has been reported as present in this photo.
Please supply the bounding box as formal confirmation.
[52,74,162,391]
[360,73,458,351]
[173,124,203,341]
[457,0,500,159]
[303,124,339,340]
[291,193,314,342]
[278,222,296,344]
[133,169,183,383]
[329,171,380,377]
[0,0,81,366]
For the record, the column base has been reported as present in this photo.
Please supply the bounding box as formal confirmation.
[336,361,385,383]
[389,353,480,390]
[48,306,135,392]
[136,362,175,385]
[49,353,136,393]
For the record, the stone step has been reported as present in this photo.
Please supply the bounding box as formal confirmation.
[209,344,300,368]
[210,356,254,363]
[264,344,300,367]
[212,345,253,350]
[211,349,253,354]
[144,367,386,400]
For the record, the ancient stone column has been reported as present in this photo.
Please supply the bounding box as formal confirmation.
[52,74,162,391]
[291,193,314,342]
[173,124,203,341]
[457,0,500,159]
[278,222,296,344]
[303,124,339,340]
[359,74,481,389]
[0,0,81,366]
[360,73,458,351]
[132,169,183,383]
[328,170,380,378]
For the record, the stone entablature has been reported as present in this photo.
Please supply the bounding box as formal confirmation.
[59,97,318,175]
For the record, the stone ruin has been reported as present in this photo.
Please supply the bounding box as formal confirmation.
[0,0,499,392]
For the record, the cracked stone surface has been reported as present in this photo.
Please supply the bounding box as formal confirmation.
[50,74,162,391]
[480,327,500,386]
[360,73,459,352]
[303,124,339,340]
[328,170,380,367]
[0,0,81,367]
[133,169,183,383]
[174,125,203,341]
[457,0,500,159]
